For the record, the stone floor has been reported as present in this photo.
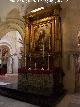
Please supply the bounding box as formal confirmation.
[56,93,80,107]
[0,95,39,107]
[1,93,80,107]
[1,74,80,107]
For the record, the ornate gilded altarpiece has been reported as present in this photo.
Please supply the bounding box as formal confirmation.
[24,4,62,70]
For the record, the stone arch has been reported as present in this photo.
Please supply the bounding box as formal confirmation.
[0,28,24,73]
[0,20,25,40]
[6,8,20,19]
[0,42,12,51]
[0,8,26,69]
[0,18,25,57]
[0,7,25,39]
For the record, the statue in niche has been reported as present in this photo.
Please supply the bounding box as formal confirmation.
[34,29,50,53]
[35,29,45,52]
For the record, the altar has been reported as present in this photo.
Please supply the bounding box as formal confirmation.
[18,4,64,96]
[18,67,64,95]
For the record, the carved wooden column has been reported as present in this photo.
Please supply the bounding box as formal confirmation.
[24,17,30,68]
[24,17,32,68]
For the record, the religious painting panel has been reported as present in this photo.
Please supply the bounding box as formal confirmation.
[31,21,52,55]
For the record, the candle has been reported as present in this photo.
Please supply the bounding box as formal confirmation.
[29,53,31,62]
[49,37,50,50]
[47,53,50,70]
[43,38,44,59]
[29,53,31,69]
[35,62,36,69]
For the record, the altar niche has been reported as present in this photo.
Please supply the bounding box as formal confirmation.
[25,4,62,70]
[18,4,64,95]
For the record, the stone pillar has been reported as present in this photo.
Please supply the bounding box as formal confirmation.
[7,57,12,74]
[63,54,75,93]
[13,55,18,74]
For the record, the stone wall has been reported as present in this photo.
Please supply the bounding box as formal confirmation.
[61,0,80,93]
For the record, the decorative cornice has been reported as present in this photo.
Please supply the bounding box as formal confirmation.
[24,4,61,23]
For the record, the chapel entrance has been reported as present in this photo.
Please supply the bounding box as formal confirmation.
[0,31,23,84]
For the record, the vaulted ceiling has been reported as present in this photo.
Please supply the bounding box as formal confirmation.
[0,0,53,22]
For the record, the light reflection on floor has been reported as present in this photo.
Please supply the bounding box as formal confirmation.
[0,81,11,85]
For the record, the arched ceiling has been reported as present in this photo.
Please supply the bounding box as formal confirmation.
[0,0,25,21]
[0,0,54,38]
[0,0,75,22]
[0,0,54,21]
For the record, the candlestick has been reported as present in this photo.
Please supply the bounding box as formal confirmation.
[42,38,44,59]
[34,62,37,70]
[29,53,31,62]
[28,53,31,70]
[28,67,31,70]
[49,37,50,51]
[41,67,44,70]
[34,41,35,49]
[47,53,50,70]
